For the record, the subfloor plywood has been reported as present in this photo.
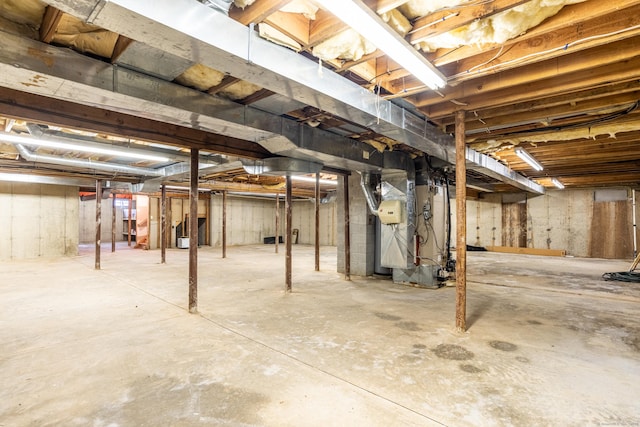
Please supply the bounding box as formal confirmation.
[1,244,639,426]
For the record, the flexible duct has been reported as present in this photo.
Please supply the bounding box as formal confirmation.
[360,172,379,216]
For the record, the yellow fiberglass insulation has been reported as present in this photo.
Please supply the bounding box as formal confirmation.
[218,80,262,101]
[280,0,318,20]
[313,28,376,62]
[418,0,587,52]
[174,64,225,92]
[381,9,412,37]
[0,0,45,28]
[52,14,118,59]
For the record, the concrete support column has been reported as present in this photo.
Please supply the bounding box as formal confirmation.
[337,173,375,277]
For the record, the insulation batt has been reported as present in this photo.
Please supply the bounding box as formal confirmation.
[280,0,318,20]
[233,0,256,9]
[174,64,225,91]
[381,9,412,37]
[218,81,262,101]
[0,0,45,27]
[399,0,470,20]
[419,0,587,52]
[470,119,640,153]
[52,14,118,58]
[313,28,376,62]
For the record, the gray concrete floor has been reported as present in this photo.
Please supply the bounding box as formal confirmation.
[1,243,639,426]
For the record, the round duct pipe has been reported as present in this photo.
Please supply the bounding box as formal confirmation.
[241,157,323,176]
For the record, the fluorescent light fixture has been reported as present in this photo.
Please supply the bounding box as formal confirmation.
[164,185,212,192]
[314,0,446,90]
[551,178,565,189]
[290,175,338,186]
[514,147,543,171]
[0,132,170,162]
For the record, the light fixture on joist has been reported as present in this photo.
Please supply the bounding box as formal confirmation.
[515,147,543,171]
[314,0,446,90]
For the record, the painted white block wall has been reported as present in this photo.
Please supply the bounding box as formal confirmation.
[0,183,79,260]
[210,194,337,247]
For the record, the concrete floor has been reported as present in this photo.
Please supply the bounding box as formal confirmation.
[1,243,639,426]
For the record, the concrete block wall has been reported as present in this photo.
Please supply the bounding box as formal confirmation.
[210,194,337,247]
[454,188,625,258]
[79,197,124,244]
[337,174,375,276]
[0,183,79,260]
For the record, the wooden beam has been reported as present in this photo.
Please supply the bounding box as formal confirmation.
[455,110,466,333]
[239,88,275,105]
[264,10,310,46]
[230,0,290,26]
[422,54,640,118]
[486,246,566,257]
[412,37,640,110]
[308,10,348,47]
[429,0,640,67]
[445,80,640,130]
[410,0,528,45]
[440,4,640,78]
[460,91,640,134]
[189,149,199,314]
[39,6,63,43]
[0,87,270,159]
[207,75,241,95]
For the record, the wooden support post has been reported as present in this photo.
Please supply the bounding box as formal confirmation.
[344,174,351,281]
[111,191,116,253]
[455,110,467,332]
[285,176,292,292]
[315,172,320,272]
[95,180,102,270]
[127,193,132,247]
[275,194,280,254]
[189,149,199,314]
[222,190,227,259]
[161,184,166,264]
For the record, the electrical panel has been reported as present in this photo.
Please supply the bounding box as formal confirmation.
[378,200,402,224]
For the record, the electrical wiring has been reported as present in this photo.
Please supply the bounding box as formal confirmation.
[449,23,640,80]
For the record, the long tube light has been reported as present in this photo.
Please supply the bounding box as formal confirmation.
[314,0,446,90]
[514,147,543,171]
[551,178,565,189]
[0,132,170,162]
